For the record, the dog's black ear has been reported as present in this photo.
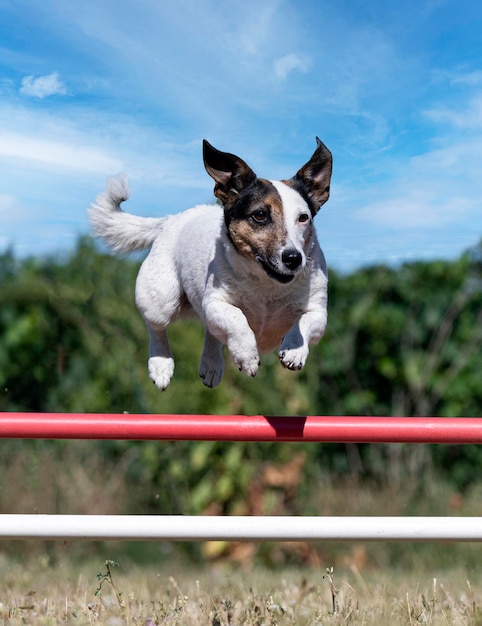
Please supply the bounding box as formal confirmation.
[291,137,333,214]
[203,140,257,208]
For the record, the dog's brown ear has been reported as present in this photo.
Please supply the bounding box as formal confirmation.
[203,140,257,208]
[291,137,332,214]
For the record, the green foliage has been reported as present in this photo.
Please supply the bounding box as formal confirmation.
[304,252,482,419]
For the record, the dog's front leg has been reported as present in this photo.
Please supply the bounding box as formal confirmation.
[278,310,326,371]
[204,300,260,377]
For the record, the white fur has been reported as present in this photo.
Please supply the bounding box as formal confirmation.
[270,179,312,271]
[89,175,328,390]
[88,175,163,253]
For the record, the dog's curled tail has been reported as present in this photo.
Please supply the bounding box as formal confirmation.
[88,174,164,254]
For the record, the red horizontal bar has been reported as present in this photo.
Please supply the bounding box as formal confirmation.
[0,413,481,443]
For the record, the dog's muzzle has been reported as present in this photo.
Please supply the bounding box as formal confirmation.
[256,249,304,284]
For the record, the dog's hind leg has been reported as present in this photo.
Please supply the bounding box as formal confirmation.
[146,323,175,390]
[198,330,224,388]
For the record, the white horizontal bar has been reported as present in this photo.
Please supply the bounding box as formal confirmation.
[1,515,482,542]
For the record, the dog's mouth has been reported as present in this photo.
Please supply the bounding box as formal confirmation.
[256,256,296,284]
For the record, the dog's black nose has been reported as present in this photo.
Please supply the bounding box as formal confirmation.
[282,249,303,270]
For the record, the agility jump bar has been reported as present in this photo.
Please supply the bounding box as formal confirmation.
[1,515,482,542]
[1,413,481,443]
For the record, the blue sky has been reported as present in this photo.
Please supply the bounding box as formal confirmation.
[0,0,481,272]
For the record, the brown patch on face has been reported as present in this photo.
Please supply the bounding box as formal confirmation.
[226,179,289,271]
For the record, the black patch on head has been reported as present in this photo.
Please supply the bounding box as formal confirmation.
[223,179,279,230]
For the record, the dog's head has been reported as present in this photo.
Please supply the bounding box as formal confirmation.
[203,138,332,284]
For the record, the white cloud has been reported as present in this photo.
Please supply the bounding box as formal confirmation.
[352,74,482,235]
[353,137,482,233]
[356,193,472,229]
[0,132,123,173]
[450,70,482,86]
[20,72,67,99]
[0,102,211,191]
[273,53,310,80]
[425,93,482,129]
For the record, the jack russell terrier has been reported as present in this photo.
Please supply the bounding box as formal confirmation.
[89,138,332,390]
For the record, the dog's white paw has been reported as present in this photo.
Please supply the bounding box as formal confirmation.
[199,353,225,388]
[278,345,309,371]
[231,349,260,378]
[148,356,174,390]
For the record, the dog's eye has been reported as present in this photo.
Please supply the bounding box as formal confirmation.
[298,213,310,224]
[251,209,269,224]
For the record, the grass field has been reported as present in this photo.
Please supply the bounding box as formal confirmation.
[1,552,482,625]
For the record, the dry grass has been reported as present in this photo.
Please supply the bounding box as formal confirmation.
[1,555,482,625]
